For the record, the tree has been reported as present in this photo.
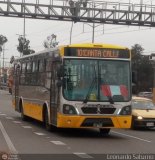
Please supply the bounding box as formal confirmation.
[0,35,8,51]
[17,36,35,56]
[43,34,58,49]
[131,44,153,93]
[0,35,8,84]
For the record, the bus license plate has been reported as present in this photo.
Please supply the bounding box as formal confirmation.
[146,122,154,127]
[93,123,102,127]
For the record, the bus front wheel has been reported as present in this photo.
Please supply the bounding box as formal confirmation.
[99,128,110,135]
[44,110,56,132]
[21,106,28,121]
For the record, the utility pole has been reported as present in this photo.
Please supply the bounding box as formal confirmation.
[92,23,95,43]
[23,0,26,39]
[150,53,155,103]
[83,23,103,43]
[2,45,4,83]
[0,35,7,84]
[2,45,8,83]
[0,50,1,85]
[82,1,104,43]
[70,22,73,44]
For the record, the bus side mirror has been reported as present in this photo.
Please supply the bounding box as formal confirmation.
[57,65,64,78]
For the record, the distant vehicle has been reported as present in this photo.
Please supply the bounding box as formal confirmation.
[137,92,153,99]
[131,96,155,129]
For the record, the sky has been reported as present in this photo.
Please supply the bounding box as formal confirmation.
[1,0,155,66]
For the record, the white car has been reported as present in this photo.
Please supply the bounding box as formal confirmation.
[137,92,153,99]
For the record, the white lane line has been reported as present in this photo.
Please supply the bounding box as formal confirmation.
[6,117,14,120]
[13,121,22,124]
[34,132,46,136]
[0,114,6,116]
[74,153,93,159]
[22,126,32,129]
[46,137,50,139]
[50,141,66,145]
[112,131,151,143]
[0,120,18,154]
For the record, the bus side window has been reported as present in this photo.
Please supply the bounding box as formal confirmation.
[46,60,51,71]
[21,63,26,73]
[26,62,32,73]
[38,60,44,72]
[32,61,35,72]
[20,63,26,85]
[32,61,38,72]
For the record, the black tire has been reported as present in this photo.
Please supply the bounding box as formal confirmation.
[44,110,56,132]
[21,105,28,121]
[131,117,137,130]
[99,128,110,135]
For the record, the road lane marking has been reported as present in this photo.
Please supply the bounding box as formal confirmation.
[46,137,50,139]
[13,121,22,124]
[74,153,93,158]
[22,126,32,129]
[6,117,14,120]
[0,114,6,116]
[112,131,151,143]
[0,120,18,154]
[50,141,66,145]
[34,132,46,136]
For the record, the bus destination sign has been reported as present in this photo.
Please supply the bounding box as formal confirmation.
[64,48,130,58]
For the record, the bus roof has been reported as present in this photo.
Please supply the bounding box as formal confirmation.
[14,43,129,61]
[61,43,129,50]
[15,47,58,61]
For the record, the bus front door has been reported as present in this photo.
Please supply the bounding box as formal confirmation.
[50,63,58,126]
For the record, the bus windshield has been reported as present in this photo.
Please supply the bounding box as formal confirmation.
[63,59,131,102]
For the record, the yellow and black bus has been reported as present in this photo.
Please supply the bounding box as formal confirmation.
[12,43,132,135]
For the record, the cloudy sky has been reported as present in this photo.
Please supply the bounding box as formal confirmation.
[1,0,155,66]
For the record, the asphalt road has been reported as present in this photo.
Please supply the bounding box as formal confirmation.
[0,90,155,160]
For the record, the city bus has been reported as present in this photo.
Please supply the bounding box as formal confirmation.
[12,43,132,135]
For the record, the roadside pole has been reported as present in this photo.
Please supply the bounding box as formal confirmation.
[150,53,155,103]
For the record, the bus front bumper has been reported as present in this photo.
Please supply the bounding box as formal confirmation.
[57,113,132,129]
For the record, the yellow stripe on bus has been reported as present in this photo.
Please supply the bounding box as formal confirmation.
[23,102,43,122]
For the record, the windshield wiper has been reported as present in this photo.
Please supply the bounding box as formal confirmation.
[108,96,114,104]
[83,65,115,104]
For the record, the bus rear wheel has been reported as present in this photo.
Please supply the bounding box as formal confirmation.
[99,128,110,135]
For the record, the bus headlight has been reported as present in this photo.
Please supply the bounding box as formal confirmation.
[63,104,77,115]
[120,105,131,115]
